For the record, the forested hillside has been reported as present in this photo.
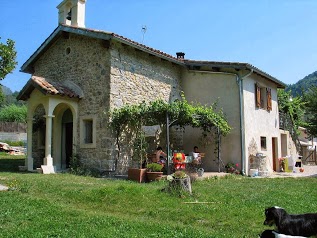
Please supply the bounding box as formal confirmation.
[1,85,24,106]
[286,71,317,97]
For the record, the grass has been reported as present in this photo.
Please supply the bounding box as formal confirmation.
[0,152,25,172]
[0,155,316,237]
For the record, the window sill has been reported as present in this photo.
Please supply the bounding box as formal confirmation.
[80,143,96,149]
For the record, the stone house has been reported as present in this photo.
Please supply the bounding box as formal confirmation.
[17,0,292,175]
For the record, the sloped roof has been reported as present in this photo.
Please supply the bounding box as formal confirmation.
[21,24,183,74]
[21,24,286,88]
[184,60,286,88]
[17,76,82,101]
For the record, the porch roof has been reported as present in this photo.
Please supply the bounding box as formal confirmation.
[17,76,82,101]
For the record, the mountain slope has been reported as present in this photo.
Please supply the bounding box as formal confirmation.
[1,85,13,95]
[286,71,317,97]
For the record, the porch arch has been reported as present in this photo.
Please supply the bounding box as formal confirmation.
[25,89,78,173]
[52,102,78,170]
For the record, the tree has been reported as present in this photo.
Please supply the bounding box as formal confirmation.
[0,37,17,80]
[278,89,306,152]
[0,86,4,105]
[278,89,306,130]
[303,86,317,137]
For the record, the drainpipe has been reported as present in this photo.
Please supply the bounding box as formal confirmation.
[188,69,253,175]
[237,69,253,175]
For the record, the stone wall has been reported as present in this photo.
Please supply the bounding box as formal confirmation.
[0,132,27,142]
[32,33,183,174]
[110,42,182,109]
[109,42,182,173]
[34,34,113,170]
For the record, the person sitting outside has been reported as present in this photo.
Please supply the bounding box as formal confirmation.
[191,146,202,164]
[155,146,167,165]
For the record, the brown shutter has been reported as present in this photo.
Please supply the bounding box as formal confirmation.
[266,88,272,111]
[255,83,261,108]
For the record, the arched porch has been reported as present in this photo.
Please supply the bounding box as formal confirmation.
[25,90,79,173]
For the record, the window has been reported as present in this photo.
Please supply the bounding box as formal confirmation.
[80,116,96,148]
[266,88,272,111]
[255,83,272,111]
[84,119,93,143]
[260,136,267,150]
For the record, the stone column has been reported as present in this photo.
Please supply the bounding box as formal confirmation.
[42,115,55,174]
[26,118,33,171]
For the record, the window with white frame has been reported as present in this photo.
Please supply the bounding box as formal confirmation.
[255,83,272,111]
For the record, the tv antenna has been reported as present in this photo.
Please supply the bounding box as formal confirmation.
[141,25,147,43]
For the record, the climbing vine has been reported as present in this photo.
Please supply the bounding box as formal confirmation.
[109,94,231,138]
[278,89,306,130]
[109,95,231,166]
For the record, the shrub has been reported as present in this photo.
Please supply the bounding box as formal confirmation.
[3,140,25,146]
[69,154,99,177]
[146,163,163,172]
[0,104,27,122]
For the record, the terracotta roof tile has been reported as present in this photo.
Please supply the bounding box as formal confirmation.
[17,76,82,101]
[60,25,182,62]
[32,76,80,98]
[111,33,180,61]
[20,24,285,88]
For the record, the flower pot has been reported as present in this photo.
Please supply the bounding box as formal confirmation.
[146,171,163,182]
[128,168,147,183]
[197,168,204,177]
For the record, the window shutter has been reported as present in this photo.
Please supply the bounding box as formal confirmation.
[255,83,261,108]
[266,88,272,111]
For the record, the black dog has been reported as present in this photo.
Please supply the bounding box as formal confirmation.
[259,229,307,238]
[264,206,317,237]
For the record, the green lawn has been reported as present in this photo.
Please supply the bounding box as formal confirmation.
[0,156,316,237]
[0,152,25,172]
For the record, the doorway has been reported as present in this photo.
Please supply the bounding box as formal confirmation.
[272,137,278,171]
[62,109,73,168]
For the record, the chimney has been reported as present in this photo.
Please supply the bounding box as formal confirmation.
[57,0,86,28]
[176,52,185,60]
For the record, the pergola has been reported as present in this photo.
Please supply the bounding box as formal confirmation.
[109,96,231,174]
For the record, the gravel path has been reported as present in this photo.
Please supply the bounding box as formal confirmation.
[269,164,317,178]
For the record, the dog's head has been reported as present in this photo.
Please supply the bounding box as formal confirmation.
[264,206,287,226]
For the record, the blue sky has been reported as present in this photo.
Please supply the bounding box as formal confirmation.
[1,0,317,92]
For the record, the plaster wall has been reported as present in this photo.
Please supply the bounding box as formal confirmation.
[181,71,241,172]
[243,75,281,173]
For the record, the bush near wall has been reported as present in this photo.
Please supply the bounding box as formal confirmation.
[0,104,27,123]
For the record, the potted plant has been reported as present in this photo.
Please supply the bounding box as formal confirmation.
[278,158,286,172]
[225,162,240,174]
[146,163,163,182]
[128,131,149,183]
